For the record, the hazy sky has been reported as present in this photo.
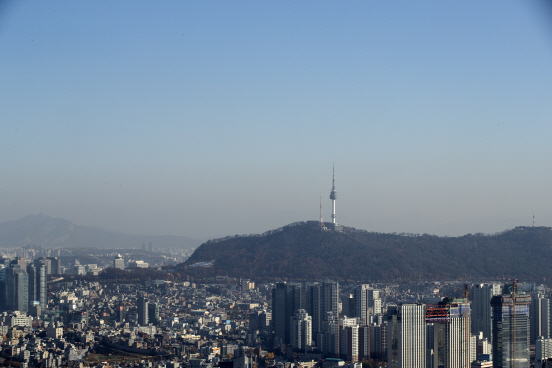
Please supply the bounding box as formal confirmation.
[2,1,552,239]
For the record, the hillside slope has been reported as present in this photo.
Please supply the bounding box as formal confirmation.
[180,221,552,282]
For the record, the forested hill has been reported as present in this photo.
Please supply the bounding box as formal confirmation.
[179,221,552,283]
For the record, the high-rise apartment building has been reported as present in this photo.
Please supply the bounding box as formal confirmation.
[272,282,304,345]
[490,285,531,368]
[367,288,382,316]
[358,325,371,360]
[339,317,360,361]
[536,336,552,367]
[290,309,312,349]
[272,280,339,346]
[354,285,367,324]
[388,303,426,368]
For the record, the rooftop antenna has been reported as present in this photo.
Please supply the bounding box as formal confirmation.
[533,211,535,227]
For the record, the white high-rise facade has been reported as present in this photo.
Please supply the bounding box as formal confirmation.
[426,299,472,368]
[388,303,426,368]
[536,336,552,365]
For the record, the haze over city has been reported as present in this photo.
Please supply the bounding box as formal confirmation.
[2,1,552,240]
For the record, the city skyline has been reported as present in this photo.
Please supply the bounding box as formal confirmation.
[2,1,552,239]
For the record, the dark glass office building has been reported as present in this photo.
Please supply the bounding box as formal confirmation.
[490,285,531,368]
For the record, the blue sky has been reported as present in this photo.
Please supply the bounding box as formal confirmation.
[1,1,552,239]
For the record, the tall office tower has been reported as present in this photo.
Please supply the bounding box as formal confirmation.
[117,305,124,323]
[35,257,52,275]
[272,282,306,345]
[354,285,368,324]
[272,283,288,345]
[290,309,312,349]
[490,284,531,368]
[5,267,29,313]
[27,264,36,308]
[0,267,6,312]
[149,242,153,252]
[31,261,47,309]
[531,294,551,344]
[138,295,149,326]
[426,298,472,368]
[387,303,426,368]
[470,283,501,341]
[148,303,159,324]
[114,254,124,270]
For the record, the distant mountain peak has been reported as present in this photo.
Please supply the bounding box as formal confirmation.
[0,214,200,249]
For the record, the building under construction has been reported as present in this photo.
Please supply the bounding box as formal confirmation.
[426,297,473,368]
[490,284,531,368]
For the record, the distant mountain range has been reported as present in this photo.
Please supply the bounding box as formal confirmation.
[180,221,552,283]
[0,214,201,249]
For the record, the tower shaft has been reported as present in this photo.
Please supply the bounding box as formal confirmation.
[329,166,337,224]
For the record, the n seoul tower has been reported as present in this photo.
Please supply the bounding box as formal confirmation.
[330,166,337,225]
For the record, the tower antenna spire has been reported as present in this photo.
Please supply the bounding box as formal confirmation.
[320,195,326,230]
[533,211,535,227]
[329,166,337,226]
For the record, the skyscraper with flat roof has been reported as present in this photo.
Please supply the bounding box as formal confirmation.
[138,295,149,326]
[114,254,124,270]
[5,267,28,313]
[290,309,312,349]
[471,283,501,341]
[490,284,531,368]
[387,303,426,368]
[531,293,550,344]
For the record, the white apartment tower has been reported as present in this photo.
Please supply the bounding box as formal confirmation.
[388,303,426,368]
